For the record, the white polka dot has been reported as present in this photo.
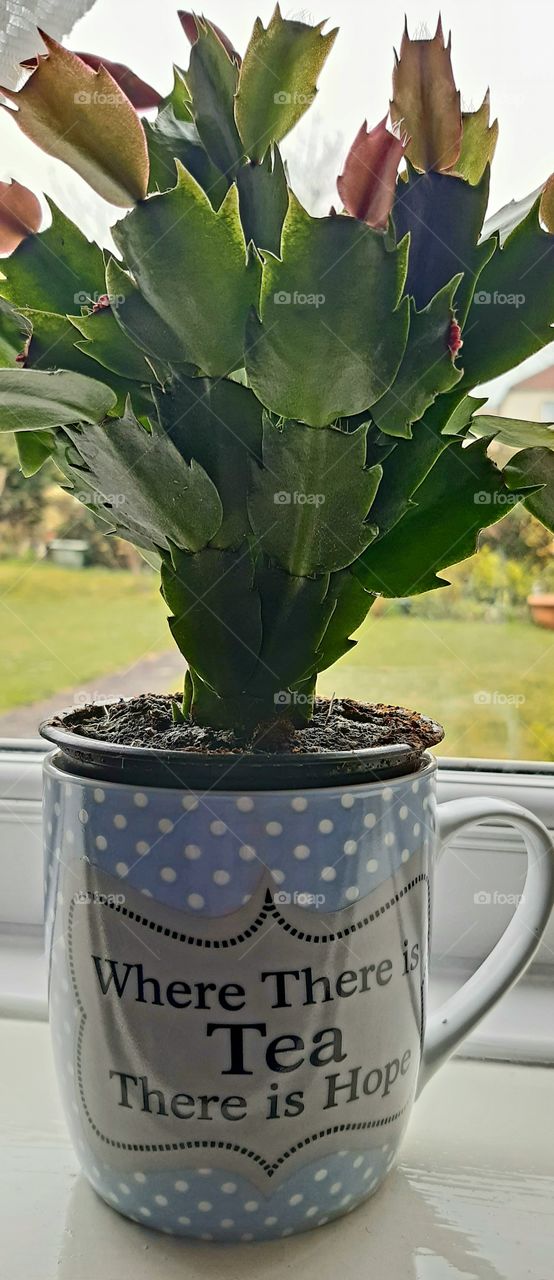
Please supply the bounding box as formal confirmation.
[242,894,251,904]
[221,1218,234,1228]
[159,818,174,833]
[175,1180,188,1191]
[184,844,202,860]
[353,1155,364,1168]
[341,794,354,809]
[413,822,421,837]
[399,805,408,820]
[321,866,336,881]
[384,832,395,846]
[289,1193,303,1205]
[281,1227,294,1237]
[198,1201,212,1212]
[198,1167,212,1175]
[345,886,359,902]
[93,789,105,803]
[188,893,204,909]
[241,1233,254,1242]
[330,1182,342,1195]
[155,1194,168,1206]
[161,866,177,882]
[305,1206,318,1217]
[210,820,226,836]
[363,1167,374,1180]
[343,840,357,855]
[139,1206,151,1217]
[291,797,308,812]
[134,793,148,808]
[340,1194,353,1206]
[108,1192,119,1204]
[95,835,107,851]
[182,795,198,811]
[317,1216,329,1226]
[401,849,410,863]
[178,1215,191,1225]
[113,814,127,830]
[141,888,152,898]
[369,1177,379,1190]
[236,796,254,812]
[364,813,376,829]
[244,1200,258,1212]
[412,781,420,794]
[136,840,150,856]
[271,868,285,884]
[65,830,74,845]
[264,1215,278,1225]
[78,808,88,825]
[115,862,128,878]
[366,858,379,872]
[293,844,310,860]
[382,787,393,801]
[221,1182,236,1194]
[318,819,334,834]
[314,1168,328,1181]
[213,869,230,886]
[266,821,283,836]
[239,845,256,861]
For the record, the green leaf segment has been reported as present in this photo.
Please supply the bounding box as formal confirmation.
[1,10,554,735]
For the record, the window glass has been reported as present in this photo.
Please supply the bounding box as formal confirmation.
[0,0,552,763]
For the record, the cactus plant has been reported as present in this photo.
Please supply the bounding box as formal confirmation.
[1,10,554,737]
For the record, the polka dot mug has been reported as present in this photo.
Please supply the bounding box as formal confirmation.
[43,749,554,1242]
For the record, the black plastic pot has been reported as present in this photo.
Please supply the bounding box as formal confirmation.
[40,718,426,790]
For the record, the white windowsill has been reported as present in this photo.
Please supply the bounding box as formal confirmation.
[0,1017,552,1279]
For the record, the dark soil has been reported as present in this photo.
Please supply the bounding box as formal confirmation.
[52,694,444,757]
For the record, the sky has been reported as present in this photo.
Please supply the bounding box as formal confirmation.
[0,0,553,401]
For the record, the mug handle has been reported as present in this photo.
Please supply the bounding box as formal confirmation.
[418,796,554,1093]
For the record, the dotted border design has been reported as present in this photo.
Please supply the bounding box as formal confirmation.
[80,876,429,947]
[66,877,428,1178]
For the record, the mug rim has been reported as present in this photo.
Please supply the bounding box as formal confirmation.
[43,746,437,798]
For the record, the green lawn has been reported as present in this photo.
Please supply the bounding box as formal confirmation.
[318,609,554,761]
[0,561,552,761]
[0,560,166,711]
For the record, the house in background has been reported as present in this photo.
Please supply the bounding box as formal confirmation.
[496,365,554,421]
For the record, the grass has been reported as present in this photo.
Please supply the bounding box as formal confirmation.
[0,560,166,712]
[0,561,553,760]
[318,608,554,762]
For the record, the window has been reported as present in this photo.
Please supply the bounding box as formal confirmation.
[0,0,553,1060]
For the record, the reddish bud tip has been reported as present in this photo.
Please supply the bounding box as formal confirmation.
[448,318,463,357]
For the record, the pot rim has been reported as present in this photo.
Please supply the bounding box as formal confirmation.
[40,716,437,792]
[43,741,437,796]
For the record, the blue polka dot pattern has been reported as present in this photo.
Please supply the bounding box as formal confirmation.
[43,765,436,917]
